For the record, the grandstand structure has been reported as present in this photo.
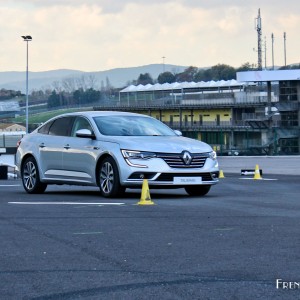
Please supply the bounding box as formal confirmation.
[237,69,300,155]
[94,71,300,155]
[94,79,277,155]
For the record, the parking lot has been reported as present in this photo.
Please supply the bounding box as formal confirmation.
[1,171,300,299]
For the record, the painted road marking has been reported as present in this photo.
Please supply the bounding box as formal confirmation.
[239,178,278,181]
[73,232,103,235]
[8,202,125,205]
[0,185,21,187]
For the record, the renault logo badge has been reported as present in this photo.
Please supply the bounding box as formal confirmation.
[182,151,192,165]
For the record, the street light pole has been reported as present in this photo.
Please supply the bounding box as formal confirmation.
[21,35,32,133]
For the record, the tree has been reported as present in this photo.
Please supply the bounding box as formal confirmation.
[137,73,153,85]
[73,89,84,105]
[194,69,211,82]
[157,72,175,84]
[175,66,198,82]
[47,91,60,108]
[62,77,76,93]
[236,62,253,72]
[202,64,236,81]
[86,74,98,89]
[85,88,101,103]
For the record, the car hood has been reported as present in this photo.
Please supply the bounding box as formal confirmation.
[102,136,213,153]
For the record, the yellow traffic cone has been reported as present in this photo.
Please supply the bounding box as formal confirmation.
[137,179,155,205]
[253,164,262,180]
[219,170,225,178]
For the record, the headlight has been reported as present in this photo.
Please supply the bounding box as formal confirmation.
[209,151,217,160]
[121,150,156,167]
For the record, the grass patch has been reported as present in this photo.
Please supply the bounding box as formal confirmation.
[13,107,93,124]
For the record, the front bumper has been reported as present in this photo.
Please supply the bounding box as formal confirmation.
[118,155,219,187]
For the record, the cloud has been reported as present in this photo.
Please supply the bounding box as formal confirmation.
[1,0,300,72]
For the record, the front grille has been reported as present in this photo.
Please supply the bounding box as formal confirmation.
[157,173,213,182]
[156,153,208,168]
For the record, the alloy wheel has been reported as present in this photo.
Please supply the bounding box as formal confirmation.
[100,161,114,194]
[23,160,37,191]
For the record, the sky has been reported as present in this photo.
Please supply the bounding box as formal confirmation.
[0,0,300,72]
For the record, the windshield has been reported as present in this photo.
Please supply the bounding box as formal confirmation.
[94,116,176,136]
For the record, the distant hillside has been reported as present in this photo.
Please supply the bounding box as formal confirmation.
[0,64,187,93]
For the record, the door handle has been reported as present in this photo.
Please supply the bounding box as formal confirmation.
[39,143,45,148]
[64,144,70,149]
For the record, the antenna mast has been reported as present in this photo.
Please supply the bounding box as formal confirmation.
[284,32,287,67]
[255,9,262,70]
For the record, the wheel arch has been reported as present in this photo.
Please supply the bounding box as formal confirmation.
[20,153,36,173]
[95,153,122,187]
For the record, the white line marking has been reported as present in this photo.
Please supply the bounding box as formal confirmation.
[8,202,125,205]
[239,178,278,181]
[0,185,21,187]
[73,232,103,235]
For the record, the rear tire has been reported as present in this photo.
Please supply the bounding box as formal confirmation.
[99,157,125,198]
[21,157,47,194]
[185,185,211,196]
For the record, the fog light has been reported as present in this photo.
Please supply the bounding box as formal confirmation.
[212,172,219,179]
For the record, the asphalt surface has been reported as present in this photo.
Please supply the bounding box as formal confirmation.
[1,174,300,300]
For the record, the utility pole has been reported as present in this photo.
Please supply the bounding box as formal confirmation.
[162,56,166,73]
[21,35,32,134]
[271,33,275,70]
[264,36,267,69]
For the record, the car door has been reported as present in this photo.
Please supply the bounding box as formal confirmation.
[38,116,74,179]
[62,116,98,183]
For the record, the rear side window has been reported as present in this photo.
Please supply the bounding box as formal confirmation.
[38,121,53,134]
[48,117,75,136]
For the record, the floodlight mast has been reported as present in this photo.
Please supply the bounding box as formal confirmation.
[21,35,32,133]
[255,9,262,70]
[284,32,287,67]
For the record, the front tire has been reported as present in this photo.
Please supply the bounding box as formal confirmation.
[21,157,47,194]
[99,157,125,198]
[185,185,211,196]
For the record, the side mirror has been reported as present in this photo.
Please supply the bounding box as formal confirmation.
[174,130,182,136]
[75,129,95,139]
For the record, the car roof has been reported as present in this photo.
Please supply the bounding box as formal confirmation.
[60,111,150,118]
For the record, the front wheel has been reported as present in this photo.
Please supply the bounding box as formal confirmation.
[99,157,125,198]
[21,157,47,194]
[185,185,211,197]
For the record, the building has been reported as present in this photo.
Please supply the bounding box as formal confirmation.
[0,123,26,132]
[237,69,300,155]
[0,100,21,118]
[93,71,300,155]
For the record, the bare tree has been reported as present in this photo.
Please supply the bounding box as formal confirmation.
[62,77,76,93]
[52,80,62,92]
[86,74,98,89]
[76,75,87,91]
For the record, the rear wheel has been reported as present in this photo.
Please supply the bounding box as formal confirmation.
[185,185,211,196]
[99,157,125,198]
[21,157,47,194]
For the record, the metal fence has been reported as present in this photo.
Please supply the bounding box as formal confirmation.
[0,134,24,148]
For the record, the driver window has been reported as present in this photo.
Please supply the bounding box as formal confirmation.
[71,117,93,137]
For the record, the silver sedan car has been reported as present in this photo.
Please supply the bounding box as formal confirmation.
[16,111,219,197]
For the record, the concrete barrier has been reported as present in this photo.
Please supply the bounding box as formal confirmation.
[218,156,300,176]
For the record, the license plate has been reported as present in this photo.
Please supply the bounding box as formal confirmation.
[173,177,202,185]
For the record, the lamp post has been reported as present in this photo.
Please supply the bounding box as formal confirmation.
[21,35,32,133]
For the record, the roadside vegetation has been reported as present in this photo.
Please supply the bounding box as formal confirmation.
[14,107,92,124]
